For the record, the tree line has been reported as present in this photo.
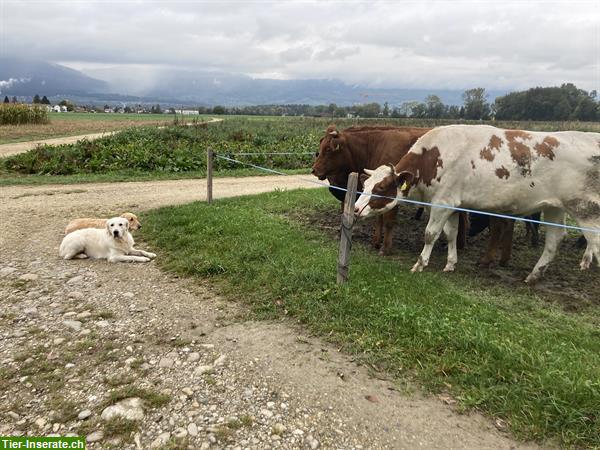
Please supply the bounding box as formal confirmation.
[200,83,599,121]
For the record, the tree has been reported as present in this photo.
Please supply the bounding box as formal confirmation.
[411,103,427,118]
[3,96,9,104]
[425,95,446,118]
[212,105,226,115]
[11,96,18,104]
[33,94,41,104]
[383,102,390,117]
[41,95,50,105]
[150,104,162,114]
[327,103,337,117]
[462,88,491,120]
[59,99,75,111]
[573,96,598,121]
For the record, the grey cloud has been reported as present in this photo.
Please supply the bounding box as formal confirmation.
[1,0,598,91]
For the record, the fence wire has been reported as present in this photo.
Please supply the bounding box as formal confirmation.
[213,153,600,235]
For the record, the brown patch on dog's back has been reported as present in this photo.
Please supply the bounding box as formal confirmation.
[495,166,510,179]
[505,130,533,176]
[534,136,559,160]
[480,135,503,161]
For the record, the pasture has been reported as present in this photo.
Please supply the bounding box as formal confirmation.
[2,115,599,446]
[142,188,599,448]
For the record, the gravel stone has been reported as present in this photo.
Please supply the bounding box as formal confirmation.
[101,398,144,421]
[86,431,104,443]
[78,410,92,420]
[62,320,82,332]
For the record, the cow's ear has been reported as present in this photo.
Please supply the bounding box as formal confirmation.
[394,171,414,193]
[330,136,344,151]
[359,173,369,186]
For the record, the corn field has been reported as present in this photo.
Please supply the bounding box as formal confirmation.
[0,104,49,125]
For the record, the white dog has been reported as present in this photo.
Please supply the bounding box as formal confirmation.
[59,217,156,263]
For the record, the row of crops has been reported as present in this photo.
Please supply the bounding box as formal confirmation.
[3,116,600,175]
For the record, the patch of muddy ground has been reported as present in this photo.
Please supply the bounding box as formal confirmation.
[298,203,599,313]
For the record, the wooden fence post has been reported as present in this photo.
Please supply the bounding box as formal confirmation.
[207,147,213,204]
[337,172,358,284]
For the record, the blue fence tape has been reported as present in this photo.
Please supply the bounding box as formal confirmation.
[214,153,600,235]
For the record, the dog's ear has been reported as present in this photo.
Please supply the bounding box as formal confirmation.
[105,220,111,235]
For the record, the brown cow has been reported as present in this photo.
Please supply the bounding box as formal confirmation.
[312,125,432,255]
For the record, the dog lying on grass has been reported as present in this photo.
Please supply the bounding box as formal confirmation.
[59,217,156,263]
[65,212,141,234]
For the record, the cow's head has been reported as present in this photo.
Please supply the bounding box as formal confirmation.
[311,125,347,180]
[354,164,414,218]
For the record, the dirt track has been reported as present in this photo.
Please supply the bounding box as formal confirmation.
[0,132,118,158]
[0,176,545,449]
[0,117,223,158]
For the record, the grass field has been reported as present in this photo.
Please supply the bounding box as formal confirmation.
[141,188,600,448]
[0,112,207,144]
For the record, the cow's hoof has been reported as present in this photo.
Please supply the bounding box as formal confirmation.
[378,249,386,256]
[410,262,424,273]
[580,260,592,271]
[499,260,510,267]
[443,263,455,272]
[524,274,539,284]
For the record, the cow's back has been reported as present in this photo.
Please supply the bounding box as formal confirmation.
[347,126,430,169]
[406,124,600,213]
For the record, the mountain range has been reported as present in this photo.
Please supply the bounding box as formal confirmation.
[0,58,507,106]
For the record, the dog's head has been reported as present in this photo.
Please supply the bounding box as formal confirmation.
[120,212,141,230]
[106,217,129,239]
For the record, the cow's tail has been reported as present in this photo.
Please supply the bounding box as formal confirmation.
[457,212,469,250]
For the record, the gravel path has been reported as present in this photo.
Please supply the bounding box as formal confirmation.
[0,176,546,449]
[0,132,118,158]
[0,118,223,158]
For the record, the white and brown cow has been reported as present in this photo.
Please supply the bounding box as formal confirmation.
[354,124,600,283]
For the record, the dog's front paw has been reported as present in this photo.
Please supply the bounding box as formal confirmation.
[146,252,157,259]
[139,257,151,263]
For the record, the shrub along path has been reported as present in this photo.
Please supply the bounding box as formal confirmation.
[0,176,544,449]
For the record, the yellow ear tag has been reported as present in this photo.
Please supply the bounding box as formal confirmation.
[400,181,409,191]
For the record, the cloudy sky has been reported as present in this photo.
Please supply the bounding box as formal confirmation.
[2,0,599,92]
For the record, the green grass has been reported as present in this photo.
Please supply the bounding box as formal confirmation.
[141,188,600,448]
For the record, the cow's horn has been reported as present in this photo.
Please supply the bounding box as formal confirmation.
[329,130,339,136]
[364,168,375,175]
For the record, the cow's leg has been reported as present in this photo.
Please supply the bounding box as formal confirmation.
[479,218,502,266]
[575,222,600,270]
[442,213,460,272]
[372,216,383,249]
[562,199,600,270]
[525,208,566,283]
[379,208,397,256]
[456,212,468,250]
[525,212,541,247]
[411,208,454,273]
[498,220,515,267]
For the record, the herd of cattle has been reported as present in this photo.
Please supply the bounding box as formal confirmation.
[311,124,600,283]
